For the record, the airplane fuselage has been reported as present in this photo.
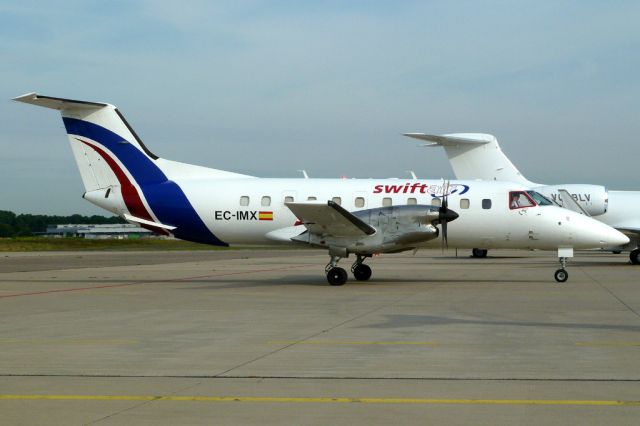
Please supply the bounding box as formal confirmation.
[86,177,620,251]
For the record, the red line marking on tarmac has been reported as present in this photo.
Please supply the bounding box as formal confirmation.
[0,265,311,299]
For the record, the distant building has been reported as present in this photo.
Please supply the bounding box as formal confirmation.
[45,224,155,239]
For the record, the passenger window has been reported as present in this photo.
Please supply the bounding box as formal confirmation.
[284,196,294,203]
[332,197,342,205]
[431,198,442,207]
[240,196,249,206]
[460,198,470,209]
[261,196,271,206]
[509,191,535,209]
[307,196,317,201]
[355,197,365,208]
[407,198,417,205]
[382,197,392,207]
[482,199,492,209]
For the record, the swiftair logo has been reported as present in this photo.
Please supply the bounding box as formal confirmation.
[373,182,469,196]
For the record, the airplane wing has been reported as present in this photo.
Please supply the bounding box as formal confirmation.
[285,201,376,237]
[611,223,640,236]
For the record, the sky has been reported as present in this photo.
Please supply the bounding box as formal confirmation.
[1,1,639,215]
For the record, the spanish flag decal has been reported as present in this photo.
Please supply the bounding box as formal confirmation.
[259,211,273,221]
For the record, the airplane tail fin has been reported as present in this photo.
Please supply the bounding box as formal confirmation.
[404,133,537,186]
[14,93,165,193]
[13,93,250,194]
[14,92,234,246]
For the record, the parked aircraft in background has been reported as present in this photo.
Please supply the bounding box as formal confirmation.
[405,133,640,265]
[14,93,629,284]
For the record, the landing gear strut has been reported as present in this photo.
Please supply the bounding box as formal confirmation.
[325,255,347,286]
[554,257,569,283]
[351,255,372,281]
[554,248,573,283]
[630,248,640,265]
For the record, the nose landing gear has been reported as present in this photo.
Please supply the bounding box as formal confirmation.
[554,248,573,283]
[554,257,569,283]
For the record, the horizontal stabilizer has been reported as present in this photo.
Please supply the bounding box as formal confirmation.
[123,214,176,231]
[404,133,493,147]
[13,93,109,111]
[286,201,376,237]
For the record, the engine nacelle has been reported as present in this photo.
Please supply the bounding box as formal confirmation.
[296,205,447,255]
[535,184,608,216]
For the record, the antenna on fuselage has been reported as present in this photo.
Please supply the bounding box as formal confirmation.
[297,170,309,179]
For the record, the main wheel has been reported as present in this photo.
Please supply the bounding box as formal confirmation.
[353,264,372,281]
[630,249,640,265]
[327,267,348,286]
[472,248,488,258]
[554,268,568,283]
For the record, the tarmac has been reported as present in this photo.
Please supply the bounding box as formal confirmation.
[1,248,639,425]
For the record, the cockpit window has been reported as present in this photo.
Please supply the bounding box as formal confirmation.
[509,191,535,209]
[526,190,553,206]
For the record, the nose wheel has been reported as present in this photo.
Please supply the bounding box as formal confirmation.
[554,268,568,283]
[554,255,570,283]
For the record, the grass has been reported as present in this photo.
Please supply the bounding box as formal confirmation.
[0,237,238,252]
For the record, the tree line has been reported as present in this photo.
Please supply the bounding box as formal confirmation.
[0,210,126,237]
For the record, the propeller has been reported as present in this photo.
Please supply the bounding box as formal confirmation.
[438,180,459,251]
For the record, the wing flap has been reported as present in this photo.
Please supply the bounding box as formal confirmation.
[285,201,376,237]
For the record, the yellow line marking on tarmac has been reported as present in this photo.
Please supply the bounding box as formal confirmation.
[0,395,639,406]
[576,342,640,347]
[0,339,138,345]
[268,340,438,346]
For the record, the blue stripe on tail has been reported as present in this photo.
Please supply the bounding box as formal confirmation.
[63,117,228,246]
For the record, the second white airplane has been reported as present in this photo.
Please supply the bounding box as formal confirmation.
[14,93,629,284]
[405,132,640,265]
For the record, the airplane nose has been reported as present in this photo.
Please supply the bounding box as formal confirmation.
[604,227,630,247]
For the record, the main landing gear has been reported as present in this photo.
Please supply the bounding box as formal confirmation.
[471,248,488,258]
[630,248,640,265]
[325,255,372,285]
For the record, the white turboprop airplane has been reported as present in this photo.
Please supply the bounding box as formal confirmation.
[14,93,629,284]
[405,132,640,265]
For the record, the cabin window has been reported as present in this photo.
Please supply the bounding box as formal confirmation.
[307,196,317,201]
[460,198,470,209]
[527,191,553,206]
[332,197,342,205]
[261,196,271,206]
[431,198,442,207]
[382,197,392,207]
[355,197,365,208]
[482,199,492,209]
[240,196,250,206]
[284,196,294,203]
[509,191,535,209]
[407,197,417,205]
